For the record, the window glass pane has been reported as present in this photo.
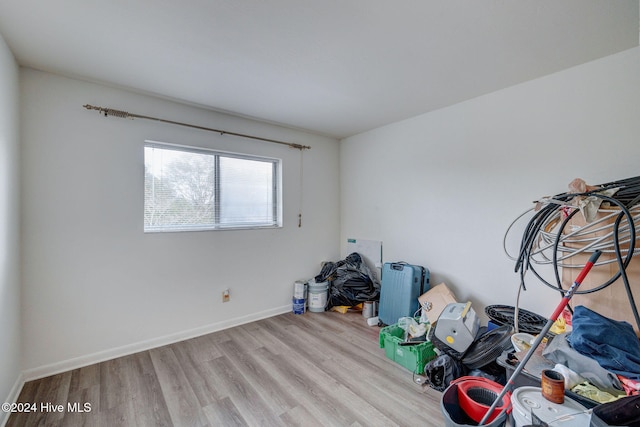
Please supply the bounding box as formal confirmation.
[219,156,275,226]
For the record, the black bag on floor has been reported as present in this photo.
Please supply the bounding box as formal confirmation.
[424,354,467,392]
[315,252,380,309]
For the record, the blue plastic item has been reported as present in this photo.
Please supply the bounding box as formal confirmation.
[378,262,429,326]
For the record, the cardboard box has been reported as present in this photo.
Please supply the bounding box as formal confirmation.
[418,282,457,324]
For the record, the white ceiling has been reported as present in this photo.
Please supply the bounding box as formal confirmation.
[0,1,638,139]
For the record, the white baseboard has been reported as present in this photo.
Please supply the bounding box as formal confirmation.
[22,304,291,382]
[1,372,25,427]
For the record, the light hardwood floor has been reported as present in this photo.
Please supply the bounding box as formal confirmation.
[7,311,445,426]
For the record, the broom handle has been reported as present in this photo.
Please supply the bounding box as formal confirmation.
[478,250,601,426]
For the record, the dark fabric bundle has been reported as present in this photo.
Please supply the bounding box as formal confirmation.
[592,394,640,427]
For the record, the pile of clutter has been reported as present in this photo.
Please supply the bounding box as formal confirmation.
[424,303,640,426]
[293,251,640,425]
[496,305,640,426]
[385,283,640,426]
[423,299,513,392]
[505,305,640,402]
[292,252,380,315]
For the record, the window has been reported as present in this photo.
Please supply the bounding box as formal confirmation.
[144,141,281,232]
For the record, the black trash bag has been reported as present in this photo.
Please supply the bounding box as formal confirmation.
[592,394,640,427]
[424,354,467,391]
[315,252,380,309]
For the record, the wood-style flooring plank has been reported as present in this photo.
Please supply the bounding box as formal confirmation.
[123,352,173,427]
[202,397,248,427]
[216,338,298,416]
[169,340,226,407]
[279,405,326,427]
[236,321,289,355]
[249,347,357,427]
[7,311,446,426]
[205,354,285,426]
[248,327,397,427]
[148,346,209,427]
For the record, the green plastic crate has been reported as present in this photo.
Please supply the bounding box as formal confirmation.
[379,323,437,374]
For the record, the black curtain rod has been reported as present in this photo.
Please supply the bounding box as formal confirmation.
[83,104,311,150]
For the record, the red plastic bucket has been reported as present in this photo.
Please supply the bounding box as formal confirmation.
[453,376,511,424]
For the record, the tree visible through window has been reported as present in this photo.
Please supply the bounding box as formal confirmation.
[144,142,281,231]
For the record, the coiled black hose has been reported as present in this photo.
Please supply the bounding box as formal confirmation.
[510,176,640,331]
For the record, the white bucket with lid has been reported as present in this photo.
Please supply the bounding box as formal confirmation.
[511,386,590,427]
[307,280,328,312]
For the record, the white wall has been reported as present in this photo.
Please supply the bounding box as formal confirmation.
[20,69,340,376]
[0,33,21,421]
[341,47,640,321]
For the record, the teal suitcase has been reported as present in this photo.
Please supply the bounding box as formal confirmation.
[378,262,429,326]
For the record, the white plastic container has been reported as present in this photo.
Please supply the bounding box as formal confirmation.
[511,332,535,352]
[511,386,591,427]
[307,280,328,312]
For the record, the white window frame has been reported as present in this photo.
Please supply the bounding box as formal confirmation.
[144,140,282,232]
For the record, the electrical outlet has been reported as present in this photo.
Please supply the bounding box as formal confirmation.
[222,289,230,303]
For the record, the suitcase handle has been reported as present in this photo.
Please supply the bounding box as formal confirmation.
[388,262,427,294]
[390,263,406,271]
